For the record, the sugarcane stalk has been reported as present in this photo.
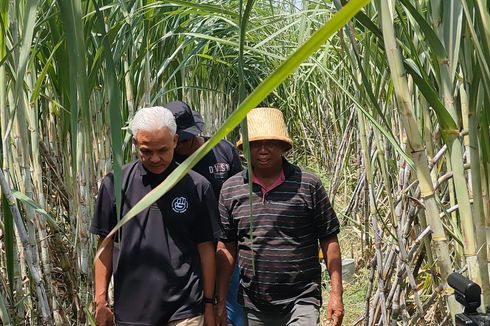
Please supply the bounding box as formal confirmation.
[124,58,135,119]
[6,119,25,325]
[484,172,490,278]
[365,256,376,326]
[76,129,90,275]
[358,100,389,324]
[0,4,11,321]
[28,66,53,310]
[374,133,397,227]
[396,225,424,316]
[0,281,11,326]
[0,168,52,325]
[388,278,400,324]
[460,83,490,303]
[379,0,458,316]
[14,44,41,326]
[0,0,8,173]
[433,0,483,285]
[8,14,29,324]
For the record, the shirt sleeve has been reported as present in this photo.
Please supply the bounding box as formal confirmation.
[218,184,238,242]
[311,177,340,239]
[193,182,223,243]
[90,174,117,237]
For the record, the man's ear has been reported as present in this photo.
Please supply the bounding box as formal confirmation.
[173,133,179,147]
[281,142,290,153]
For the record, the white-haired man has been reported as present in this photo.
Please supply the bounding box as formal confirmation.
[91,107,220,326]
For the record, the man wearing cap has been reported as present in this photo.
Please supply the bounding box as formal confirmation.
[165,100,245,326]
[216,108,344,326]
[91,107,219,326]
[165,100,243,197]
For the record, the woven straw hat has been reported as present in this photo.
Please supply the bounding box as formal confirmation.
[236,107,293,151]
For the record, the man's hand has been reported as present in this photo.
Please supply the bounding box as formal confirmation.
[95,302,114,326]
[326,293,344,326]
[94,237,114,326]
[203,303,216,326]
[320,236,343,325]
[215,302,231,326]
[216,241,236,326]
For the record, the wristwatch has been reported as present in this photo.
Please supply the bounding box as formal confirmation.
[203,296,218,305]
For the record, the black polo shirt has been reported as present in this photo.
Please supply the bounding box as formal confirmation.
[90,160,219,325]
[174,138,242,195]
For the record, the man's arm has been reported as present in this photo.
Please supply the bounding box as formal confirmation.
[94,236,114,326]
[215,241,237,326]
[320,235,344,326]
[197,241,216,326]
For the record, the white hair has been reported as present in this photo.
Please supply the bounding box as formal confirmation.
[130,106,177,136]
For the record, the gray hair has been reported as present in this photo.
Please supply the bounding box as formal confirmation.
[130,106,177,136]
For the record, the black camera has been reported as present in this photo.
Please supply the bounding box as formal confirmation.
[448,272,490,325]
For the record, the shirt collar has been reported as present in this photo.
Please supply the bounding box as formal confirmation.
[139,160,178,181]
[252,169,285,193]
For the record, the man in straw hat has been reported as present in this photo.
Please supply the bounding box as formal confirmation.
[216,107,344,326]
[91,107,220,326]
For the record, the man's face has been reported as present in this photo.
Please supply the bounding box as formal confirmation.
[175,136,196,156]
[249,140,287,172]
[133,127,178,174]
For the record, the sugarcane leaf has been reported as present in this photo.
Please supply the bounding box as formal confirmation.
[238,0,257,273]
[164,0,238,18]
[57,0,90,176]
[180,32,285,60]
[404,59,457,132]
[399,0,447,59]
[31,41,63,104]
[93,0,123,220]
[11,191,58,228]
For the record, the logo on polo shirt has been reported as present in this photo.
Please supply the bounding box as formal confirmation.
[172,197,188,213]
[209,163,230,174]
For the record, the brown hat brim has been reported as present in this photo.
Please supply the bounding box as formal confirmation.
[236,136,292,151]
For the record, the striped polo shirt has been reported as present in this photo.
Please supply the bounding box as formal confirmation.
[219,159,340,312]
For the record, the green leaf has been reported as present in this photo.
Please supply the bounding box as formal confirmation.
[180,32,286,60]
[238,0,257,273]
[399,0,447,59]
[31,41,63,104]
[404,59,457,134]
[162,0,238,18]
[93,0,123,219]
[11,191,58,229]
[57,0,90,176]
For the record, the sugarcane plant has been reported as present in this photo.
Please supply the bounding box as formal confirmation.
[1,0,490,325]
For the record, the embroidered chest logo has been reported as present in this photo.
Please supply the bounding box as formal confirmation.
[172,197,188,213]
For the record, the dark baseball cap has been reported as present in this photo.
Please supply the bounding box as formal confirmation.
[165,101,204,141]
[192,111,205,132]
